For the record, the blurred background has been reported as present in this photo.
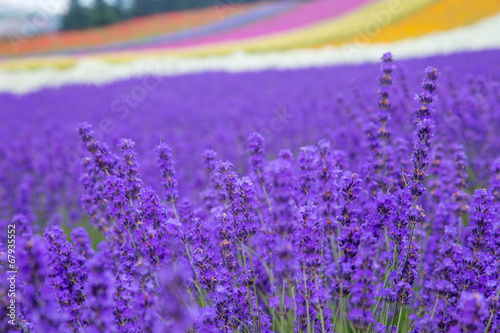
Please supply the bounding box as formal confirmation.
[1,0,266,34]
[0,0,499,93]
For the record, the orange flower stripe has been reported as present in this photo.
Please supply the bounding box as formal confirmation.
[0,3,255,56]
[327,0,500,46]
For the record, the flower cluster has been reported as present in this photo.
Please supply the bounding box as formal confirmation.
[3,51,500,333]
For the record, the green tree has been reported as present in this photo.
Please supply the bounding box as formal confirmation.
[61,0,90,30]
[91,0,117,27]
[114,0,127,21]
[60,0,273,31]
[132,0,162,17]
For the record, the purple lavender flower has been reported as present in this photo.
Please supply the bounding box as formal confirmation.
[467,189,495,256]
[18,235,66,332]
[44,225,88,331]
[450,292,488,333]
[71,226,95,259]
[248,132,266,186]
[4,51,500,333]
[84,252,117,333]
[364,52,395,193]
[490,157,500,204]
[297,146,320,204]
[155,139,179,205]
[11,213,32,236]
[117,138,143,200]
[409,66,440,199]
[456,188,497,299]
[77,122,118,175]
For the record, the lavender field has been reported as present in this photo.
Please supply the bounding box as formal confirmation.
[2,49,500,332]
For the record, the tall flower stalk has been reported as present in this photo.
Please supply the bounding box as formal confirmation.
[11,54,500,333]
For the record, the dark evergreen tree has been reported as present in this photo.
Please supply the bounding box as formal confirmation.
[114,0,126,21]
[60,0,273,31]
[61,0,90,31]
[132,0,162,17]
[92,0,117,27]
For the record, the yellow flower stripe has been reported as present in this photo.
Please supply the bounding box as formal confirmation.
[1,0,499,71]
[361,0,500,43]
[0,0,432,70]
[151,0,437,56]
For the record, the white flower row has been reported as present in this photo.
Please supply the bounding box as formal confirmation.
[1,11,500,95]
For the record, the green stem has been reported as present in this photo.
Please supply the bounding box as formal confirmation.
[291,285,297,324]
[261,183,272,210]
[302,268,312,333]
[339,295,344,333]
[430,297,439,321]
[126,226,138,250]
[236,243,243,267]
[270,258,275,288]
[241,241,257,333]
[249,238,262,333]
[457,215,462,244]
[401,224,416,276]
[332,301,341,331]
[154,271,160,288]
[384,228,390,252]
[257,209,266,228]
[330,234,344,331]
[389,304,398,333]
[366,244,398,333]
[382,303,389,326]
[378,302,386,324]
[319,308,326,333]
[396,306,403,333]
[280,281,286,333]
[423,296,439,333]
[383,134,387,180]
[329,234,340,271]
[314,273,326,333]
[187,289,195,306]
[172,202,179,220]
[484,287,500,333]
[247,285,258,333]
[183,243,206,307]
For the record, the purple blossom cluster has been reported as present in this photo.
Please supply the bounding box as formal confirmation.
[1,49,500,332]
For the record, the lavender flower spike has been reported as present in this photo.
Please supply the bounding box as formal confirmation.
[155,138,179,208]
